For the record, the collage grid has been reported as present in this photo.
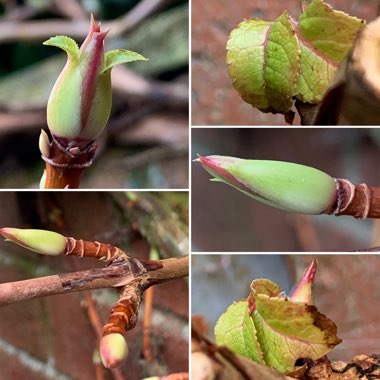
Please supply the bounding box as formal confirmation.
[0,1,379,380]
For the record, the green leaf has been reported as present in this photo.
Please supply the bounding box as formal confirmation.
[226,0,364,114]
[298,0,364,63]
[214,300,265,364]
[43,36,79,62]
[252,289,341,372]
[214,263,341,374]
[227,11,299,113]
[296,0,364,103]
[295,42,338,103]
[102,49,148,73]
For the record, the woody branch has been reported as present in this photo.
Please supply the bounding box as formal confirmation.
[0,255,189,307]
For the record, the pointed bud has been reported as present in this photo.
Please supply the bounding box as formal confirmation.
[39,129,50,158]
[44,15,147,143]
[99,333,128,369]
[0,228,66,256]
[196,155,337,214]
[290,257,318,304]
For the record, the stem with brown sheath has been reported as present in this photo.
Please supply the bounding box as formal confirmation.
[327,178,380,219]
[42,136,97,189]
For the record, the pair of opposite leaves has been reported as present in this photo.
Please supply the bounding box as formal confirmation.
[227,0,364,113]
[214,259,341,374]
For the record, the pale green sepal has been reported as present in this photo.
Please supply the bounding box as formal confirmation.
[43,36,79,62]
[215,300,265,364]
[102,49,148,73]
[0,228,66,256]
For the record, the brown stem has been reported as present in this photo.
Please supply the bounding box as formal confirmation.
[64,237,130,263]
[43,137,97,189]
[326,178,380,219]
[0,256,189,307]
[143,286,154,363]
[102,285,143,336]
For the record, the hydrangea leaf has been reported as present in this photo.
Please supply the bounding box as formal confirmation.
[227,11,299,113]
[214,300,265,364]
[298,0,364,63]
[296,0,364,103]
[226,0,364,113]
[214,262,341,374]
[251,289,341,373]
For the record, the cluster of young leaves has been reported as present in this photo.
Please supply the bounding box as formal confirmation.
[214,259,341,374]
[226,0,364,114]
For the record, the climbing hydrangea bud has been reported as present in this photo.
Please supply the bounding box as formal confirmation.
[0,228,66,256]
[99,333,128,369]
[196,155,337,214]
[44,15,146,142]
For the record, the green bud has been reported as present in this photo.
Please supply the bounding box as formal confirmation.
[0,228,66,256]
[99,333,128,369]
[196,155,337,214]
[44,15,147,143]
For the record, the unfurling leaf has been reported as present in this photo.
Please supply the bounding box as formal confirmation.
[227,0,364,114]
[214,259,341,374]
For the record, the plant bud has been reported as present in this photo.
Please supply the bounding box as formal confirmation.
[290,257,318,304]
[0,228,66,256]
[44,15,147,143]
[196,155,336,214]
[99,333,128,369]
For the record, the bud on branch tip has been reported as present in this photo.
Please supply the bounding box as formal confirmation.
[99,333,128,369]
[0,228,66,256]
[43,15,147,142]
[196,155,337,214]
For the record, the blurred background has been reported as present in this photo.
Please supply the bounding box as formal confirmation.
[192,128,380,252]
[191,0,377,126]
[0,0,188,188]
[192,254,380,362]
[0,191,188,379]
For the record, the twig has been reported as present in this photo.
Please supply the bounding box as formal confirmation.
[0,0,170,43]
[83,292,106,380]
[143,286,154,363]
[116,144,188,171]
[0,256,189,307]
[111,66,188,108]
[52,0,86,20]
[112,193,189,259]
